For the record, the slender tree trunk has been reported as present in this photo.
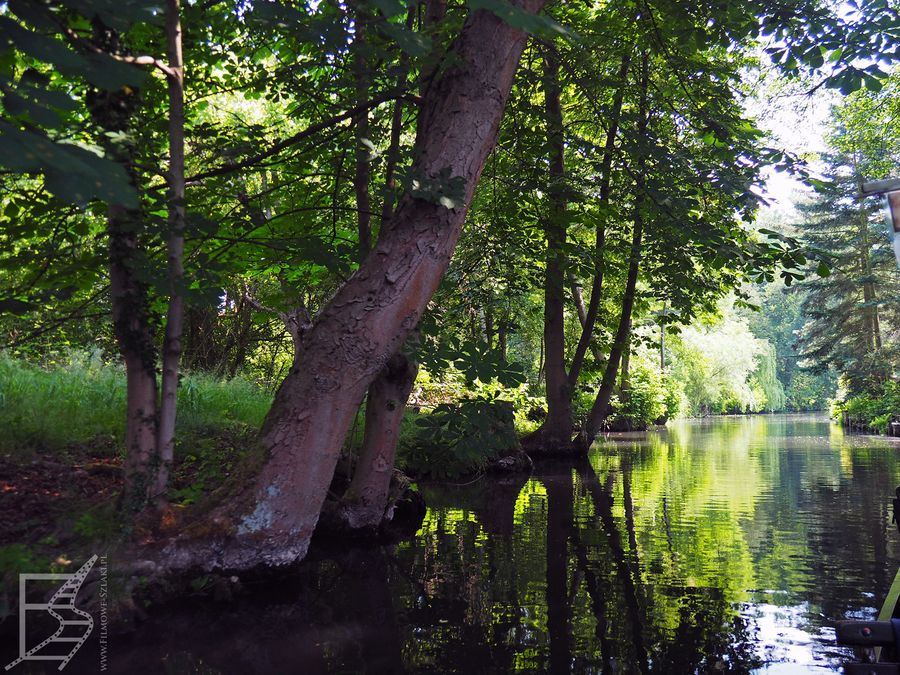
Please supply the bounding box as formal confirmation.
[339,2,422,535]
[354,5,372,260]
[659,302,666,370]
[581,54,649,444]
[498,309,508,360]
[340,352,418,529]
[155,0,186,506]
[581,204,642,441]
[89,20,161,514]
[566,50,631,388]
[536,42,573,449]
[379,6,415,225]
[570,277,588,326]
[484,301,495,347]
[161,3,546,571]
[619,326,631,397]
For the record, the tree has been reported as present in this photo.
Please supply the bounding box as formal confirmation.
[159,1,549,571]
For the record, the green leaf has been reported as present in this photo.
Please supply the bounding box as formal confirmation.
[467,0,569,39]
[369,0,408,18]
[381,23,431,57]
[0,122,138,206]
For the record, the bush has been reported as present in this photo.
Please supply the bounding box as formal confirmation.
[609,361,667,429]
[833,379,900,433]
[398,397,518,478]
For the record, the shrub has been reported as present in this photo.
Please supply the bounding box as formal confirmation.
[833,379,900,433]
[609,361,666,429]
[399,397,518,478]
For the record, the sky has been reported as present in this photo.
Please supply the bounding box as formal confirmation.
[750,83,836,216]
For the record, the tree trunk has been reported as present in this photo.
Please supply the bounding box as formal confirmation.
[339,352,418,530]
[535,43,573,450]
[353,4,372,260]
[619,325,631,400]
[483,301,495,348]
[338,1,421,535]
[155,0,186,507]
[109,206,159,513]
[379,6,415,225]
[498,309,508,360]
[566,50,631,389]
[659,302,666,370]
[581,54,649,444]
[161,2,546,571]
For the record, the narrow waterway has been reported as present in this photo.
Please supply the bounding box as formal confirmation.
[106,413,900,673]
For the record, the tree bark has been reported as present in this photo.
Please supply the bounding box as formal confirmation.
[340,1,421,535]
[535,43,573,450]
[109,206,159,513]
[339,352,418,529]
[155,0,186,506]
[162,2,546,571]
[498,309,508,360]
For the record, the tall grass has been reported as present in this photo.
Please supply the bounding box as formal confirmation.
[0,350,272,456]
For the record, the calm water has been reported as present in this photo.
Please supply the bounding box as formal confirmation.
[57,414,900,672]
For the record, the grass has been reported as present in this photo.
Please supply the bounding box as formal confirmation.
[0,350,272,457]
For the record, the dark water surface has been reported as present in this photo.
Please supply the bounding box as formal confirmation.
[48,414,900,672]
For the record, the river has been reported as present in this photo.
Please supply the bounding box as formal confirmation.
[104,413,900,673]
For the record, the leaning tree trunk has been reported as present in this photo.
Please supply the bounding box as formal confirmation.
[330,2,425,535]
[581,53,649,445]
[566,49,632,389]
[161,1,546,572]
[338,352,418,530]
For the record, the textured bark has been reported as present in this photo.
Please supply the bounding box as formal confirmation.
[89,21,161,514]
[339,352,418,530]
[155,0,186,506]
[161,2,546,571]
[344,2,419,534]
[109,206,159,513]
[536,44,573,449]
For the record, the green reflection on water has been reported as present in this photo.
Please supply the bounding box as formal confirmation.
[397,414,900,673]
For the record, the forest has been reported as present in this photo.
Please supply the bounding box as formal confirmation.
[1,1,900,667]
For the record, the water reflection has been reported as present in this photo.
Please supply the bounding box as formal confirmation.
[72,414,900,673]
